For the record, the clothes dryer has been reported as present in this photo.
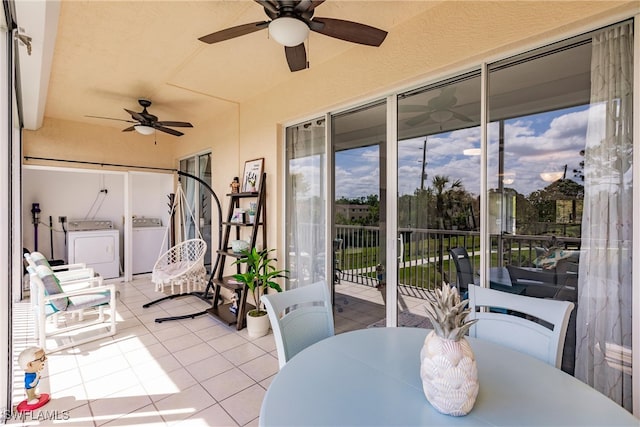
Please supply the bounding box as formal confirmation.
[132,217,166,274]
[67,220,120,279]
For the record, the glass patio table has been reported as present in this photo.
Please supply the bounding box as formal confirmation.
[259,327,637,426]
[485,266,526,294]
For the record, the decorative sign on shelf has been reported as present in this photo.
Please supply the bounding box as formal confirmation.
[242,158,264,192]
[231,208,245,223]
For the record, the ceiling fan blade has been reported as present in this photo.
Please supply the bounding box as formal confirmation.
[198,21,269,44]
[311,17,387,47]
[122,126,136,132]
[156,121,193,128]
[285,44,307,72]
[255,0,279,15]
[398,105,429,114]
[406,112,432,127]
[85,115,136,124]
[155,125,184,137]
[451,111,474,122]
[308,19,325,32]
[295,0,325,13]
[124,108,146,123]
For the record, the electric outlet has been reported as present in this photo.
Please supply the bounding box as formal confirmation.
[58,216,66,224]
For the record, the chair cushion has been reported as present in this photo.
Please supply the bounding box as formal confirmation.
[533,248,578,270]
[30,251,51,268]
[68,292,112,310]
[35,265,69,311]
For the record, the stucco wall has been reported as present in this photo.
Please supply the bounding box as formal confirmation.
[23,117,176,170]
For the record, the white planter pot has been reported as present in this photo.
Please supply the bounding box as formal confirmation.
[246,311,270,338]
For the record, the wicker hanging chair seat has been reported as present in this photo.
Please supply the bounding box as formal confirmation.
[152,238,207,294]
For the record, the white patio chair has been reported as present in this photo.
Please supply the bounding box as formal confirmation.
[25,252,101,322]
[468,284,574,368]
[29,265,117,353]
[261,281,334,369]
[25,251,95,282]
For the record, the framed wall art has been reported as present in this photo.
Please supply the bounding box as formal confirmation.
[242,158,264,192]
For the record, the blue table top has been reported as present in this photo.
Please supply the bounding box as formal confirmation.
[260,327,637,426]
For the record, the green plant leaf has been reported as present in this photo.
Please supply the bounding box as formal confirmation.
[231,247,289,310]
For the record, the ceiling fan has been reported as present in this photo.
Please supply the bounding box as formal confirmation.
[198,0,388,72]
[86,99,193,137]
[402,87,474,128]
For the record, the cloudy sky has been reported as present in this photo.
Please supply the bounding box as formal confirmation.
[339,104,587,199]
[290,104,588,201]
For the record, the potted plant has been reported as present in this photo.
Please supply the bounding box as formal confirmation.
[232,247,288,338]
[247,202,257,224]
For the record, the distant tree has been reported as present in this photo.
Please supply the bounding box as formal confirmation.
[527,179,584,231]
[430,175,465,229]
[572,150,585,182]
[514,192,539,235]
[335,212,349,225]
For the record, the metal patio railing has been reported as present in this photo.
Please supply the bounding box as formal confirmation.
[335,224,580,293]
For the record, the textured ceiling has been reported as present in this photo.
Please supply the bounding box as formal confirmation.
[22,0,438,132]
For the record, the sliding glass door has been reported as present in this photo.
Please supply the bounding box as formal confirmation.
[179,152,212,271]
[486,34,593,375]
[396,73,482,319]
[331,101,387,332]
[284,119,327,289]
[487,22,633,409]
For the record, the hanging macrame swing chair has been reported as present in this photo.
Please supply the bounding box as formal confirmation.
[143,170,223,323]
[152,183,207,295]
[152,239,207,295]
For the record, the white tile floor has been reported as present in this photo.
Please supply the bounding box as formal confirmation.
[9,276,429,426]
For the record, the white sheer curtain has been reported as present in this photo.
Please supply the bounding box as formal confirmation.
[575,22,633,411]
[184,163,196,241]
[179,156,206,242]
[286,121,326,289]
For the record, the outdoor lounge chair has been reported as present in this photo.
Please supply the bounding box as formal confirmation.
[28,265,117,353]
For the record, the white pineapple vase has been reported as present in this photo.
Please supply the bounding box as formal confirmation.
[420,330,479,416]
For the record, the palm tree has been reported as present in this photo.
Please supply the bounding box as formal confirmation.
[432,175,449,229]
[432,175,463,228]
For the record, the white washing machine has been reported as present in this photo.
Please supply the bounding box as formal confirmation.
[67,220,120,279]
[132,217,167,274]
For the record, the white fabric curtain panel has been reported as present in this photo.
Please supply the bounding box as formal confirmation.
[196,157,208,238]
[287,122,326,289]
[183,161,207,240]
[575,22,634,411]
[287,127,303,289]
[182,177,194,241]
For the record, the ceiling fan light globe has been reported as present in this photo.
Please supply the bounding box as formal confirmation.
[463,148,481,156]
[430,110,454,123]
[540,171,564,182]
[502,172,516,185]
[135,125,155,135]
[269,17,309,47]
